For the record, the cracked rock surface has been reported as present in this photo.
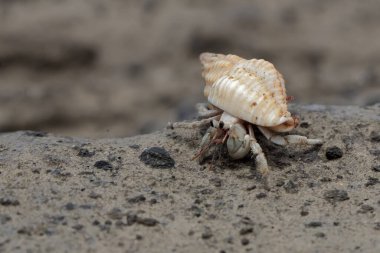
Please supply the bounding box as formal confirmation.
[0,104,379,253]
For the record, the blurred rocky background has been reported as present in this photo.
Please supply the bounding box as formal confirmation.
[0,0,379,138]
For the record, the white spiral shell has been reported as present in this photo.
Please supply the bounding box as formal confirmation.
[200,53,292,127]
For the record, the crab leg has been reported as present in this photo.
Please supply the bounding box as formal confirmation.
[167,115,221,129]
[258,126,323,146]
[196,103,223,119]
[248,125,269,175]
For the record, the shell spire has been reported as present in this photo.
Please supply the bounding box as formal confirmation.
[200,52,292,127]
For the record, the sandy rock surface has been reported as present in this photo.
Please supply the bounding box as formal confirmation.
[0,104,379,253]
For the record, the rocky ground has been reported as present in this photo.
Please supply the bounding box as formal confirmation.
[0,104,379,253]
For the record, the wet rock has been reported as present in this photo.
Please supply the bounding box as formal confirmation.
[365,177,379,187]
[326,146,343,160]
[127,194,146,204]
[94,160,113,170]
[77,148,95,157]
[139,147,175,168]
[0,196,20,206]
[323,189,349,203]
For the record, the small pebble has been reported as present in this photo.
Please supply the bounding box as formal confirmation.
[315,232,326,238]
[241,238,250,246]
[94,160,113,170]
[136,217,159,227]
[365,177,379,187]
[284,180,298,194]
[323,189,349,203]
[0,197,20,206]
[358,205,374,214]
[139,147,175,168]
[128,194,146,204]
[77,148,95,157]
[305,221,322,228]
[256,192,267,199]
[239,227,253,235]
[325,146,343,160]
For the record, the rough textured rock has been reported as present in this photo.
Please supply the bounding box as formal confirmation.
[0,104,379,253]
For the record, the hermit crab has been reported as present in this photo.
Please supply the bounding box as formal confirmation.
[170,53,322,175]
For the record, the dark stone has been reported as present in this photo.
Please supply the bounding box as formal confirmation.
[0,214,11,224]
[373,165,380,172]
[300,210,309,216]
[136,234,143,240]
[241,238,250,246]
[139,147,175,168]
[300,122,310,128]
[88,192,101,199]
[305,221,322,228]
[374,222,380,231]
[201,227,213,240]
[77,148,95,157]
[24,131,47,137]
[210,177,222,187]
[365,177,379,187]
[72,224,84,231]
[323,189,349,203]
[370,132,380,142]
[284,180,298,194]
[64,202,76,211]
[246,185,257,191]
[108,208,124,220]
[129,144,140,150]
[127,213,138,225]
[239,227,253,235]
[358,205,374,214]
[94,160,113,170]
[0,197,20,206]
[127,194,146,204]
[136,217,159,227]
[315,232,326,238]
[256,192,267,199]
[325,146,343,160]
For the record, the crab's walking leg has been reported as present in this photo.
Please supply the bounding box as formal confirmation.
[167,115,221,129]
[258,126,323,146]
[248,125,269,175]
[196,103,223,119]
